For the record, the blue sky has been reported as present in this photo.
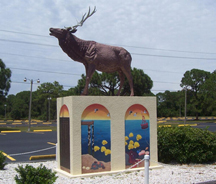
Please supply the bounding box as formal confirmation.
[1,0,216,95]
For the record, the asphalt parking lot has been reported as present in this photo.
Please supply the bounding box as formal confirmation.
[194,122,216,132]
[0,131,56,163]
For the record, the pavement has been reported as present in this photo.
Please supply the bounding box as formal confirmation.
[0,131,57,162]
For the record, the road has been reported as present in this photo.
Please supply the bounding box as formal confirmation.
[194,122,216,132]
[0,131,56,163]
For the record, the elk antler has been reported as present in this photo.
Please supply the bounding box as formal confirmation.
[66,6,96,33]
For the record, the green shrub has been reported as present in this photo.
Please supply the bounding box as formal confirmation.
[0,151,7,170]
[14,164,58,184]
[158,126,216,164]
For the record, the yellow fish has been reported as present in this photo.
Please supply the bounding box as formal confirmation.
[105,149,111,156]
[94,146,100,152]
[134,142,140,148]
[125,136,129,141]
[136,134,142,141]
[129,140,134,145]
[102,140,108,145]
[129,133,134,137]
[125,142,128,146]
[101,146,106,152]
[128,144,134,150]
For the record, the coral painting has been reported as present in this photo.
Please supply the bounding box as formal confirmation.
[125,104,150,169]
[81,104,111,174]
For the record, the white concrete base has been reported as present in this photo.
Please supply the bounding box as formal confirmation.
[57,96,159,176]
[54,164,163,178]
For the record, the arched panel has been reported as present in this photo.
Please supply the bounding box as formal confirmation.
[59,104,69,117]
[59,104,70,173]
[81,103,111,174]
[125,104,150,169]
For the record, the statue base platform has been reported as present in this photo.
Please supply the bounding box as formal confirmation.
[56,96,160,177]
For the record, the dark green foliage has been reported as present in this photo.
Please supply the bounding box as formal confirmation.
[121,67,153,96]
[10,91,30,120]
[0,151,7,170]
[73,67,153,96]
[0,59,11,99]
[157,90,184,117]
[14,164,58,184]
[158,126,216,164]
[33,81,63,120]
[0,59,11,118]
[180,69,211,119]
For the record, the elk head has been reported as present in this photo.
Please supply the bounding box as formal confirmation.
[49,6,96,39]
[49,27,71,39]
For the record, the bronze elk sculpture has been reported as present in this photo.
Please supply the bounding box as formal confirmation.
[50,7,134,96]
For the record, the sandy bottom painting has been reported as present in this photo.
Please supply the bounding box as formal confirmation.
[125,104,150,169]
[81,104,111,174]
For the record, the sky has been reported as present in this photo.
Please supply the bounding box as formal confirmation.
[0,0,216,95]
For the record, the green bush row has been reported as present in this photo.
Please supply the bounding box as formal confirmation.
[158,126,216,163]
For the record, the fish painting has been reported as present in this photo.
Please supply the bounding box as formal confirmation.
[105,149,111,156]
[101,146,106,152]
[102,140,108,145]
[129,132,134,137]
[136,134,142,141]
[94,146,100,152]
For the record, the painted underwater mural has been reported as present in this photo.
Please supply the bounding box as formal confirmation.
[125,104,150,169]
[81,104,111,174]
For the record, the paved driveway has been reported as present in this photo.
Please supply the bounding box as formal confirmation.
[0,131,57,163]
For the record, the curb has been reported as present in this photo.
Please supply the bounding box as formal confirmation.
[158,125,171,127]
[178,124,197,127]
[43,122,52,125]
[29,154,56,160]
[33,130,52,132]
[1,130,21,133]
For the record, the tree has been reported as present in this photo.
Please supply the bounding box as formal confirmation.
[73,68,153,96]
[180,69,211,119]
[73,72,120,96]
[0,59,11,99]
[121,68,153,96]
[10,91,29,120]
[201,70,216,116]
[34,81,63,120]
[61,88,76,97]
[6,94,15,119]
[0,59,11,118]
[157,90,184,117]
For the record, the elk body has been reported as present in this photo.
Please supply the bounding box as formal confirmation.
[50,7,134,96]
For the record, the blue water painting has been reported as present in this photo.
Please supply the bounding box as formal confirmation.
[81,120,111,162]
[125,120,150,152]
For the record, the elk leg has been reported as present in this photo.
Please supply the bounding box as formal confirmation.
[122,67,134,96]
[82,65,95,95]
[117,70,125,96]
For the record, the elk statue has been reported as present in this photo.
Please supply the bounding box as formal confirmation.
[50,7,134,96]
